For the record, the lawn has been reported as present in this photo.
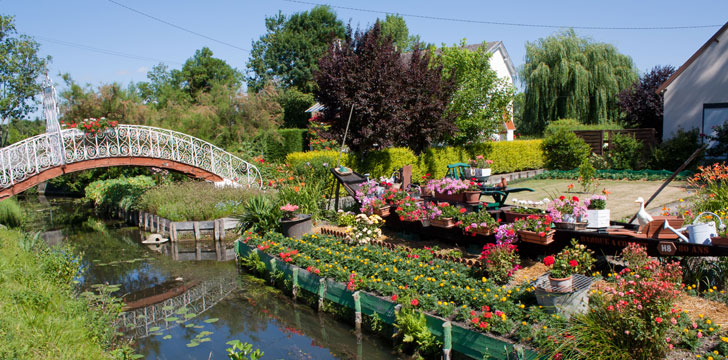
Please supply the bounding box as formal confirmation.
[505,178,693,221]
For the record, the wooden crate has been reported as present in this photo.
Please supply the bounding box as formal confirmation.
[642,216,684,239]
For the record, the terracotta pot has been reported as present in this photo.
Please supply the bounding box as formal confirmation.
[517,230,555,245]
[431,217,456,228]
[554,221,588,230]
[463,191,481,204]
[500,210,531,223]
[434,191,464,203]
[548,274,573,293]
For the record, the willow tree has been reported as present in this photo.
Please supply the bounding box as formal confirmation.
[520,29,638,135]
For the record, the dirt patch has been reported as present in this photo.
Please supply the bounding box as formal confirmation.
[676,294,728,326]
[506,179,693,221]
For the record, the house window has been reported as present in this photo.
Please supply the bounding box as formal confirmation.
[703,103,728,146]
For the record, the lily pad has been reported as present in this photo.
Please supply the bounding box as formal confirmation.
[175,307,189,315]
[149,326,161,332]
[162,305,174,311]
[198,338,211,343]
[186,341,199,348]
[163,335,172,340]
[184,313,196,319]
[165,317,179,322]
[203,318,219,323]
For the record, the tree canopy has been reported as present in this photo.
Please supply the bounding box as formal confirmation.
[0,14,50,145]
[435,41,515,144]
[314,22,455,154]
[246,5,346,93]
[617,65,675,139]
[520,29,638,135]
[379,14,425,52]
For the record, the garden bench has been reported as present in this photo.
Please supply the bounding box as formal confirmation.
[444,162,534,210]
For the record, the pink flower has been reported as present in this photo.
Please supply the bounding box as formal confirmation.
[670,317,677,325]
[411,299,419,306]
[697,331,703,339]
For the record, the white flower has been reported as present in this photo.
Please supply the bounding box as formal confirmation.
[543,198,551,203]
[512,198,518,203]
[528,200,535,205]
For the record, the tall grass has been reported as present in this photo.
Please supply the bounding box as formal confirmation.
[0,229,133,359]
[0,197,23,228]
[138,181,269,221]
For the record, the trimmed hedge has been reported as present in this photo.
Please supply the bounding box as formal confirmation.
[286,140,543,181]
[264,128,308,162]
[531,168,693,182]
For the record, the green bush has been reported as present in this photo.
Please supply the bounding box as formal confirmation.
[541,128,591,170]
[530,168,693,182]
[138,181,265,221]
[478,140,543,174]
[606,133,645,170]
[544,118,622,137]
[277,87,314,128]
[649,128,703,171]
[264,128,308,162]
[286,150,352,170]
[352,147,422,180]
[0,198,23,228]
[84,175,156,210]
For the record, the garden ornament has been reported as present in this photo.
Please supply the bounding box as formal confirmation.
[663,212,725,245]
[634,197,653,228]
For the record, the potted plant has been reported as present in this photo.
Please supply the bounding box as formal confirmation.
[61,117,119,137]
[279,203,313,239]
[424,178,471,203]
[463,180,482,204]
[542,239,595,292]
[467,155,493,178]
[345,214,385,245]
[502,198,550,222]
[548,195,588,230]
[458,210,497,236]
[364,198,390,217]
[394,197,425,222]
[585,195,610,228]
[428,202,466,228]
[514,215,555,244]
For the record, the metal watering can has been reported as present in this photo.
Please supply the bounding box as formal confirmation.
[663,212,726,245]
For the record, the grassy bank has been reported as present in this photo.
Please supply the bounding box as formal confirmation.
[0,228,134,359]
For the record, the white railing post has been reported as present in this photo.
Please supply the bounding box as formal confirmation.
[209,146,215,174]
[32,140,39,174]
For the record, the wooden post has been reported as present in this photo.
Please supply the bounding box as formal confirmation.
[170,223,177,242]
[292,267,299,301]
[193,222,200,241]
[318,279,327,312]
[442,321,452,360]
[353,291,362,332]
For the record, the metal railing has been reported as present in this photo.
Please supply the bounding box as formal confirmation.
[0,125,262,189]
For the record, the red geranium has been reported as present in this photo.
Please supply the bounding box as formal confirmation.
[411,298,419,306]
[543,256,555,266]
[569,260,578,267]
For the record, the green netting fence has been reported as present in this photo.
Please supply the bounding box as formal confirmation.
[234,241,540,359]
[528,168,693,182]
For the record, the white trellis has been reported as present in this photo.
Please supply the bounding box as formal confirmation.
[0,125,262,189]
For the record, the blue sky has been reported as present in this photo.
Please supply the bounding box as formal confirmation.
[4,0,727,93]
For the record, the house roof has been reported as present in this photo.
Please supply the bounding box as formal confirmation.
[305,103,326,113]
[657,21,728,93]
[504,120,516,131]
[401,41,517,81]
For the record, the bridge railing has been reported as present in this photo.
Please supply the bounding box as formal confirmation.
[0,125,262,189]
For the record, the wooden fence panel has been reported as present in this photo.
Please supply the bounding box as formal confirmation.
[574,129,656,155]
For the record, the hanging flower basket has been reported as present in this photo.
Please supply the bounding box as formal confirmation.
[517,230,555,245]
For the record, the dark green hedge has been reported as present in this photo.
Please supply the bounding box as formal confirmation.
[264,128,308,162]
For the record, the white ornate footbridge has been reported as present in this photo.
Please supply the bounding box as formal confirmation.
[0,124,263,200]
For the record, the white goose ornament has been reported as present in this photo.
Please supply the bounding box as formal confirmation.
[634,197,653,227]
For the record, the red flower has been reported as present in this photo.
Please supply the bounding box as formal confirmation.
[459,208,467,213]
[572,196,579,202]
[391,294,397,301]
[569,260,578,267]
[543,256,555,266]
[559,195,565,201]
[479,321,487,329]
[411,299,419,306]
[538,231,545,237]
[655,317,663,324]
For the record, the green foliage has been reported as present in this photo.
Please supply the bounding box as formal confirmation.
[5,118,45,143]
[286,150,351,170]
[475,140,544,174]
[606,133,645,170]
[542,128,591,170]
[246,5,346,93]
[520,29,638,135]
[225,340,264,360]
[532,168,693,182]
[263,128,307,162]
[378,14,425,52]
[578,158,597,193]
[394,307,442,358]
[0,197,23,228]
[352,147,421,180]
[277,180,327,220]
[236,195,280,234]
[172,47,242,97]
[543,118,623,137]
[0,229,135,358]
[649,128,703,171]
[138,181,263,221]
[84,175,156,211]
[435,40,515,144]
[277,87,315,128]
[0,15,50,146]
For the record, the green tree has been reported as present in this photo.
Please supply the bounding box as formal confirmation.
[171,47,242,98]
[246,6,345,93]
[277,87,314,128]
[435,41,515,144]
[520,29,638,135]
[379,14,424,52]
[0,15,50,146]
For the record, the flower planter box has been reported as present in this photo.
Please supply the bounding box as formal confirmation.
[518,230,555,245]
[463,191,481,204]
[500,210,532,223]
[471,228,493,236]
[434,191,464,203]
[586,209,610,228]
[712,236,728,247]
[373,206,391,217]
[431,218,456,228]
[554,221,588,230]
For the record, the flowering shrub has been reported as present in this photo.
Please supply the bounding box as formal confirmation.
[689,162,728,213]
[424,178,471,195]
[514,215,554,236]
[280,203,299,220]
[468,155,493,169]
[427,202,466,220]
[382,186,407,206]
[494,223,518,244]
[307,115,338,151]
[542,239,595,278]
[458,211,497,236]
[61,117,119,136]
[585,195,607,210]
[587,243,683,359]
[394,197,426,221]
[548,195,587,222]
[479,243,520,284]
[345,214,385,245]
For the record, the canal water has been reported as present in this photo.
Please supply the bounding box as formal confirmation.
[23,197,397,360]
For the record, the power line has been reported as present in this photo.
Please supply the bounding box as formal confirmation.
[106,0,249,52]
[284,0,723,31]
[34,35,183,65]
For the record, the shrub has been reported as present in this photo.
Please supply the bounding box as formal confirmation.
[263,128,307,162]
[352,147,421,180]
[84,175,156,211]
[706,121,728,162]
[478,243,520,285]
[286,150,351,170]
[649,128,702,171]
[236,195,280,234]
[0,198,23,228]
[606,132,645,170]
[689,162,728,213]
[544,118,622,137]
[277,180,327,220]
[541,128,591,170]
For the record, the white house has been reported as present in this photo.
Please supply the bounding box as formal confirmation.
[461,41,517,90]
[658,22,728,142]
